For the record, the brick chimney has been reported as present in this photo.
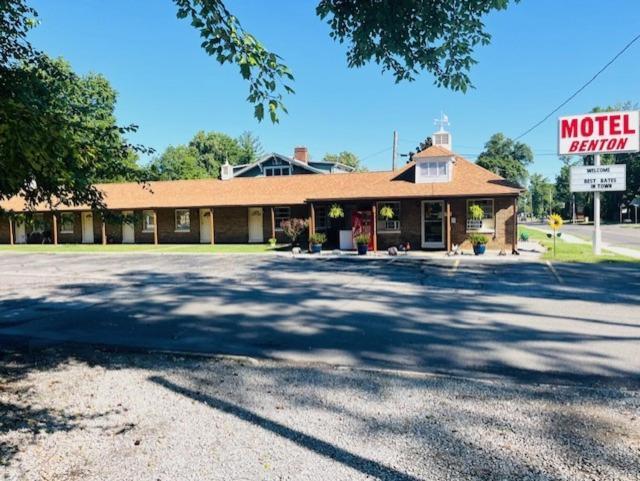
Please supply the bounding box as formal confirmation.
[293,146,308,163]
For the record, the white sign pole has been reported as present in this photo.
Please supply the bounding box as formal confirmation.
[593,153,602,255]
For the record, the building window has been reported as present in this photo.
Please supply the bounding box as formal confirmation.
[60,213,74,234]
[265,166,291,176]
[315,206,328,230]
[142,210,156,233]
[175,209,190,232]
[466,199,494,233]
[274,206,290,230]
[31,213,45,233]
[415,159,451,183]
[377,201,401,232]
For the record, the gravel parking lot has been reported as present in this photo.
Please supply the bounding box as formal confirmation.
[1,348,639,481]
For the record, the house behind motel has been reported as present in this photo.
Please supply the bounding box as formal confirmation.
[0,129,522,252]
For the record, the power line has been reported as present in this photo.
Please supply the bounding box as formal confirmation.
[514,32,640,141]
[360,146,392,161]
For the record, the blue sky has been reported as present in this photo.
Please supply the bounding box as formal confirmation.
[28,0,640,179]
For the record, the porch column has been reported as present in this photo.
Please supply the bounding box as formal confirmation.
[52,213,58,245]
[153,210,158,245]
[446,200,452,252]
[209,208,215,245]
[101,219,107,246]
[371,203,378,252]
[309,203,316,236]
[512,197,518,253]
[8,218,14,245]
[270,207,276,239]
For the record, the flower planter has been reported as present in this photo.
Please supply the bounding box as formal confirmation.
[357,244,368,255]
[310,243,322,254]
[472,244,486,255]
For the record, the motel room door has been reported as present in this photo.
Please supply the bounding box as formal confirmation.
[14,221,26,244]
[81,212,94,244]
[199,208,212,244]
[122,211,134,244]
[248,207,264,243]
[421,200,445,249]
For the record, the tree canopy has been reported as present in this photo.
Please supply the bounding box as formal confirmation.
[175,0,518,122]
[476,133,533,186]
[322,151,366,171]
[147,131,264,180]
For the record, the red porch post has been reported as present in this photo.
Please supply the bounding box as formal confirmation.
[371,203,378,252]
[52,213,58,245]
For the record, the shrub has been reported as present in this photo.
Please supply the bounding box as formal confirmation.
[309,232,327,245]
[355,233,370,245]
[268,237,277,247]
[468,233,488,246]
[280,218,308,244]
[519,231,529,241]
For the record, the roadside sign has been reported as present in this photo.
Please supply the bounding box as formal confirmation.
[631,198,640,207]
[569,164,627,192]
[558,111,640,155]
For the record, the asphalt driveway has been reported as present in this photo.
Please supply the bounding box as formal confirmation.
[1,253,639,385]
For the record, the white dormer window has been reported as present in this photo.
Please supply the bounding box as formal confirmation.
[415,158,452,183]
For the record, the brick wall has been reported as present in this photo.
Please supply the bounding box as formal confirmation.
[450,196,515,250]
[214,207,249,243]
[376,196,516,251]
[0,216,11,243]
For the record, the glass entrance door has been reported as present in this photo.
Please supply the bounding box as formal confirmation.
[421,201,444,248]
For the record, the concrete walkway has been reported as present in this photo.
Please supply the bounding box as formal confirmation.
[526,225,640,260]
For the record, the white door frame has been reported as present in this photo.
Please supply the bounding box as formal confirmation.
[122,210,134,244]
[421,200,445,249]
[81,211,94,244]
[247,207,264,243]
[199,208,212,244]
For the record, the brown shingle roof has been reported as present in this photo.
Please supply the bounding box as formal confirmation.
[1,148,520,212]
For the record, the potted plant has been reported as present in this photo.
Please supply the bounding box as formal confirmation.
[355,233,370,255]
[468,204,484,230]
[309,232,326,254]
[379,205,395,220]
[268,237,277,248]
[280,218,308,248]
[328,204,344,219]
[468,233,488,255]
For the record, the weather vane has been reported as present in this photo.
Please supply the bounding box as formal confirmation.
[434,112,449,132]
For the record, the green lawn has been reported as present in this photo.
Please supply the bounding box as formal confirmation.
[519,226,638,263]
[0,243,277,254]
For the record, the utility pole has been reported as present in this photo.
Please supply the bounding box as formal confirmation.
[392,130,398,171]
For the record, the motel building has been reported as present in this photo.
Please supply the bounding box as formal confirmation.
[0,127,522,253]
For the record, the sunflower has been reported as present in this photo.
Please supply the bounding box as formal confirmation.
[548,213,563,231]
